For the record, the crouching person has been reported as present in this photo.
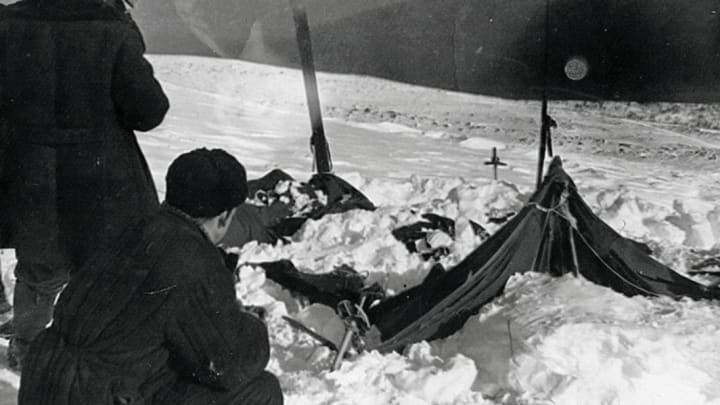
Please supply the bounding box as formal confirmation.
[18,148,283,405]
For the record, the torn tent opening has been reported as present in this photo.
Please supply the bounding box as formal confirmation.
[392,213,490,260]
[258,260,385,311]
[366,156,720,353]
[221,170,375,248]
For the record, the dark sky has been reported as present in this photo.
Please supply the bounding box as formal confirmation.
[3,0,719,102]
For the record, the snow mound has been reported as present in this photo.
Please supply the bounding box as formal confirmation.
[594,187,720,250]
[433,273,720,404]
[274,341,490,405]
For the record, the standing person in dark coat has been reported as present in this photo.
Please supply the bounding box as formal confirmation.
[0,0,168,368]
[19,148,283,405]
[0,2,10,320]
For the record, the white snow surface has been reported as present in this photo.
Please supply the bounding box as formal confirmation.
[3,55,720,404]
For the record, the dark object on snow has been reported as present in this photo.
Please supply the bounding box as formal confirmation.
[19,207,282,405]
[487,212,516,225]
[366,156,720,352]
[469,220,491,239]
[223,170,375,248]
[392,213,456,242]
[307,172,376,218]
[690,257,720,274]
[221,169,300,248]
[269,216,308,239]
[260,260,384,310]
[392,213,489,260]
[247,169,295,197]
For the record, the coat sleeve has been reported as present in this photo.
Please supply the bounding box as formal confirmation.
[111,24,169,132]
[164,245,271,390]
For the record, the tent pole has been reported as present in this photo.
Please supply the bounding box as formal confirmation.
[569,227,580,277]
[535,0,552,190]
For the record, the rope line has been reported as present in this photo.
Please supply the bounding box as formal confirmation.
[571,229,660,297]
[527,194,660,297]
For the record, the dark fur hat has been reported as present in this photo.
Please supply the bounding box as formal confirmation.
[165,148,248,218]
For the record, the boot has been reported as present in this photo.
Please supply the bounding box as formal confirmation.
[7,337,27,372]
[0,318,14,338]
[0,282,11,315]
[7,280,56,370]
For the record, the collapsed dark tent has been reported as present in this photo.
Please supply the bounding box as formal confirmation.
[365,156,720,352]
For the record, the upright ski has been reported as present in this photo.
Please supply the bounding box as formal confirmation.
[289,0,333,174]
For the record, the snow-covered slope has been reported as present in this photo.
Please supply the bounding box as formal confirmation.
[2,55,720,404]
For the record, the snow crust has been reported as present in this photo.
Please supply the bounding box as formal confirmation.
[437,273,720,405]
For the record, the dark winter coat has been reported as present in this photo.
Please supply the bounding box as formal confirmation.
[18,206,271,405]
[0,0,168,266]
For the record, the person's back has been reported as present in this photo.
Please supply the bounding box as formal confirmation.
[0,0,167,260]
[0,0,167,132]
[19,149,283,405]
[0,0,168,368]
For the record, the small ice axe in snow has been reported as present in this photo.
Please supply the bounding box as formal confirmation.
[289,0,333,174]
[331,297,370,371]
[484,147,507,180]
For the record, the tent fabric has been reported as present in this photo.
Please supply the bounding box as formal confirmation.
[365,156,720,352]
[259,260,386,312]
[392,213,490,260]
[222,170,375,248]
[260,260,368,309]
[306,172,376,218]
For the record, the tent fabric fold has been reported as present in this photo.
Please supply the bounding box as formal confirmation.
[259,260,384,310]
[222,170,375,248]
